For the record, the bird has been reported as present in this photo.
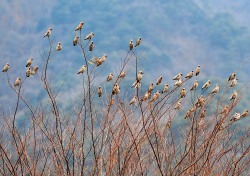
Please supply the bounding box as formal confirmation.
[230,78,238,87]
[229,90,237,100]
[195,95,205,107]
[185,70,194,79]
[2,63,9,72]
[77,65,87,74]
[180,88,186,98]
[89,41,94,51]
[175,100,181,110]
[137,71,143,82]
[211,84,219,94]
[162,84,169,93]
[56,42,62,51]
[14,77,21,87]
[190,80,198,91]
[98,86,102,97]
[240,109,248,118]
[220,105,229,114]
[185,109,192,119]
[131,81,141,89]
[150,90,160,102]
[112,83,120,95]
[201,80,211,90]
[26,67,31,77]
[200,109,206,118]
[119,71,126,79]
[156,76,163,85]
[129,96,137,105]
[129,39,133,50]
[26,57,33,67]
[148,82,154,92]
[75,22,84,31]
[230,113,241,121]
[43,28,52,38]
[135,37,141,47]
[84,32,94,40]
[31,66,38,75]
[100,54,107,63]
[173,73,182,80]
[141,91,151,102]
[228,73,236,82]
[174,79,182,87]
[73,36,79,46]
[106,73,113,82]
[195,65,200,76]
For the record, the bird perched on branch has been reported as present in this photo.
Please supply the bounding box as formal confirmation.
[75,22,84,31]
[185,70,194,79]
[228,73,236,82]
[77,65,87,74]
[175,100,181,110]
[43,28,52,38]
[195,65,200,76]
[26,67,31,77]
[156,76,163,85]
[240,109,248,118]
[129,96,137,105]
[137,71,143,81]
[98,86,102,97]
[84,32,94,40]
[150,90,160,102]
[26,57,33,67]
[118,71,126,79]
[89,41,94,51]
[230,113,241,121]
[173,73,182,80]
[2,63,9,72]
[229,90,237,101]
[174,79,182,87]
[211,84,219,94]
[106,73,113,82]
[162,84,169,93]
[73,36,79,46]
[135,37,141,47]
[56,42,62,51]
[141,90,151,102]
[195,95,205,107]
[14,77,21,87]
[230,78,238,87]
[31,66,38,75]
[100,54,107,63]
[200,109,206,118]
[148,82,154,92]
[190,80,198,91]
[180,88,186,98]
[185,109,192,119]
[129,39,133,50]
[201,80,211,90]
[112,83,120,95]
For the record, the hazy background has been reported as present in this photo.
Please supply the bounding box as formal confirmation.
[0,0,250,124]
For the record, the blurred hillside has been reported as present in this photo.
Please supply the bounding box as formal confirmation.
[0,0,250,110]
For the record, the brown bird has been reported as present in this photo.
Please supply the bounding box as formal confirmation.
[100,54,107,63]
[26,57,33,67]
[119,71,126,79]
[98,86,102,97]
[150,90,160,102]
[106,73,113,82]
[43,28,52,38]
[89,41,94,51]
[137,70,143,81]
[162,84,169,93]
[77,65,87,74]
[173,73,182,80]
[175,100,181,110]
[84,32,94,40]
[185,70,194,79]
[201,80,211,90]
[2,63,9,72]
[129,96,137,105]
[200,109,206,118]
[14,77,21,87]
[148,82,154,92]
[180,88,186,98]
[211,84,219,94]
[185,109,192,119]
[190,80,198,91]
[174,79,182,87]
[240,109,248,118]
[75,22,84,31]
[129,39,133,50]
[229,90,237,100]
[220,105,229,114]
[142,90,151,102]
[135,37,141,47]
[31,66,38,75]
[112,83,120,95]
[73,36,79,46]
[228,73,236,82]
[195,65,200,76]
[156,76,163,85]
[195,95,205,107]
[26,67,31,77]
[56,42,62,51]
[230,78,238,87]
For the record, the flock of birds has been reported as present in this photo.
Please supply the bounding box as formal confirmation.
[1,22,248,122]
